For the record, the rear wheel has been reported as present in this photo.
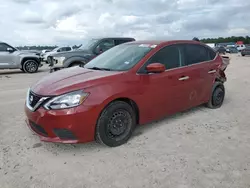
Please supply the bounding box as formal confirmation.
[22,60,39,73]
[241,54,245,56]
[95,101,136,147]
[206,82,225,109]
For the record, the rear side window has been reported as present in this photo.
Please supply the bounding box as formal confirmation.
[208,48,216,59]
[65,47,71,51]
[184,44,213,65]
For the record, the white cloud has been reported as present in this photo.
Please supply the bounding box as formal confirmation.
[0,0,249,46]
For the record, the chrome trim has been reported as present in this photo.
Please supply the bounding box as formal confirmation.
[208,70,216,74]
[178,76,189,81]
[26,88,49,112]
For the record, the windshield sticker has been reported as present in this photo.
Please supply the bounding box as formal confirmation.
[124,61,130,64]
[139,44,157,48]
[139,44,151,47]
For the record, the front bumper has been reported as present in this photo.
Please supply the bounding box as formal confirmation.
[48,56,65,72]
[24,104,99,144]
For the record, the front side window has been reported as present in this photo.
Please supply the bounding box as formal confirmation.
[96,39,115,52]
[146,45,182,70]
[0,43,10,52]
[84,44,153,71]
[78,39,99,51]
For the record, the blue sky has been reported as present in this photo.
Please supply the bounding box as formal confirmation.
[0,0,249,46]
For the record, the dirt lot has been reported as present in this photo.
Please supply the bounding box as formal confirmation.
[0,54,250,188]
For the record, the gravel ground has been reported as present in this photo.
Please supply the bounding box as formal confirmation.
[0,54,250,188]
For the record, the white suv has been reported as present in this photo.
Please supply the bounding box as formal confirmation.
[236,44,246,51]
[41,46,73,63]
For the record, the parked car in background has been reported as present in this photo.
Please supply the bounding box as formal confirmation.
[0,42,42,73]
[25,40,229,147]
[226,46,238,53]
[41,49,51,54]
[214,46,226,54]
[236,44,246,51]
[241,46,250,56]
[48,37,136,72]
[41,46,73,63]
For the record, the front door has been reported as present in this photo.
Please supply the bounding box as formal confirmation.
[0,43,16,69]
[137,44,192,122]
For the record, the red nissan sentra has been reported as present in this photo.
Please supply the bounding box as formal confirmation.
[24,40,229,147]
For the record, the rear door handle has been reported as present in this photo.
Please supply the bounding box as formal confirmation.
[178,76,189,81]
[208,70,216,74]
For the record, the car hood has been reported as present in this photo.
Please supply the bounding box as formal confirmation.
[14,51,39,57]
[52,50,91,58]
[31,67,123,96]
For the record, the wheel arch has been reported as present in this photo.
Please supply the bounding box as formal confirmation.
[64,56,89,67]
[21,57,39,66]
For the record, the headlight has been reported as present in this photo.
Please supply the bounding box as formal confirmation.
[54,57,65,64]
[43,90,89,110]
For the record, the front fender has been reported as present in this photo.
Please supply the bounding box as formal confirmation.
[63,56,90,67]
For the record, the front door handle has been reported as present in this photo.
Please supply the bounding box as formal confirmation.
[178,76,189,81]
[208,69,216,74]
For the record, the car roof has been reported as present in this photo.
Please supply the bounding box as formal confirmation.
[94,37,135,40]
[125,40,202,46]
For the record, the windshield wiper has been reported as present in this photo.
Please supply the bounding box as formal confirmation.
[87,67,112,71]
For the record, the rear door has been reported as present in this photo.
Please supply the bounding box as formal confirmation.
[183,43,219,108]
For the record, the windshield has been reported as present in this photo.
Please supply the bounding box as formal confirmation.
[77,39,99,50]
[84,43,154,71]
[52,47,60,52]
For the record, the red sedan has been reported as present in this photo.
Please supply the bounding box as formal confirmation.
[25,40,229,147]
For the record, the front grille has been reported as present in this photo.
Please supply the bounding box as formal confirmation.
[53,129,76,140]
[30,121,48,136]
[28,91,42,108]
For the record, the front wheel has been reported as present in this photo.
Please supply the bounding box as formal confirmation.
[206,82,225,109]
[69,61,85,67]
[95,101,136,147]
[22,60,39,73]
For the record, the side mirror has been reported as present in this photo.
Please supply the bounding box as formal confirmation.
[95,46,103,54]
[7,47,14,53]
[146,63,165,73]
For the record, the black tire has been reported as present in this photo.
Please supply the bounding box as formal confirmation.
[241,54,245,56]
[206,82,225,109]
[20,68,25,72]
[69,61,85,67]
[95,101,136,147]
[22,60,39,73]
